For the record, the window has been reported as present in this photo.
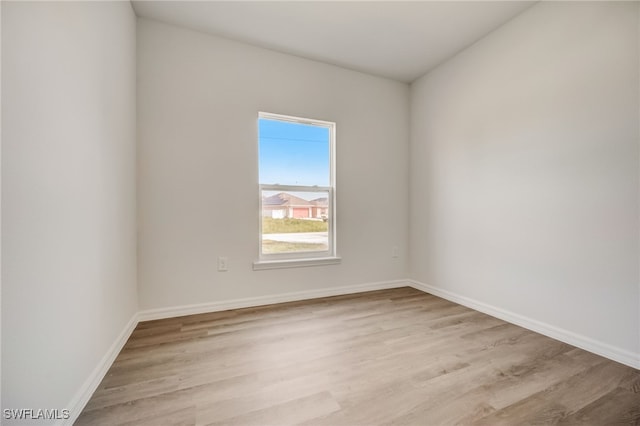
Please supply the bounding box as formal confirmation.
[254,112,339,269]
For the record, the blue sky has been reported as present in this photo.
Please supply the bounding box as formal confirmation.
[259,118,330,186]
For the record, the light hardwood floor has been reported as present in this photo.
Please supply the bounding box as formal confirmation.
[77,287,640,425]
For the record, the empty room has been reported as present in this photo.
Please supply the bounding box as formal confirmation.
[2,0,640,425]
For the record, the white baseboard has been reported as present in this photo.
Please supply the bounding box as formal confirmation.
[408,280,640,370]
[138,279,410,322]
[63,277,637,426]
[62,279,409,424]
[60,312,139,426]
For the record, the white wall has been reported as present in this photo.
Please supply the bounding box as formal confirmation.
[137,19,409,310]
[1,2,137,422]
[410,1,639,362]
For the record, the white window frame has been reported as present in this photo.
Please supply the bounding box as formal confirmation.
[253,112,340,270]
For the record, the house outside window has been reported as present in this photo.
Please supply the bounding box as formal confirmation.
[254,112,339,269]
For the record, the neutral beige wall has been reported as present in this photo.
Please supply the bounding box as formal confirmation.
[1,1,138,421]
[410,1,639,358]
[137,19,409,309]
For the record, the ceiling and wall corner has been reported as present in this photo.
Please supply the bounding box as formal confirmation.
[131,0,537,83]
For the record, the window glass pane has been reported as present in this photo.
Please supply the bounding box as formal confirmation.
[258,118,330,186]
[261,190,329,254]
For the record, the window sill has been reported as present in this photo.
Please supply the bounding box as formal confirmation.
[253,256,342,271]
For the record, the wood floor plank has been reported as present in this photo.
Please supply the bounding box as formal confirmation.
[200,391,341,426]
[76,287,640,425]
[559,387,640,425]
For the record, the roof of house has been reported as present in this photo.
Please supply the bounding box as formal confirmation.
[311,197,328,207]
[263,192,314,207]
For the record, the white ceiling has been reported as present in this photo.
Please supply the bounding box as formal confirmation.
[132,1,536,83]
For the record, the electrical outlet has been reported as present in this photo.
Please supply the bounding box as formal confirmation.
[391,246,399,258]
[218,256,228,271]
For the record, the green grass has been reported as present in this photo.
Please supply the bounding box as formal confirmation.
[262,240,328,254]
[262,217,328,234]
